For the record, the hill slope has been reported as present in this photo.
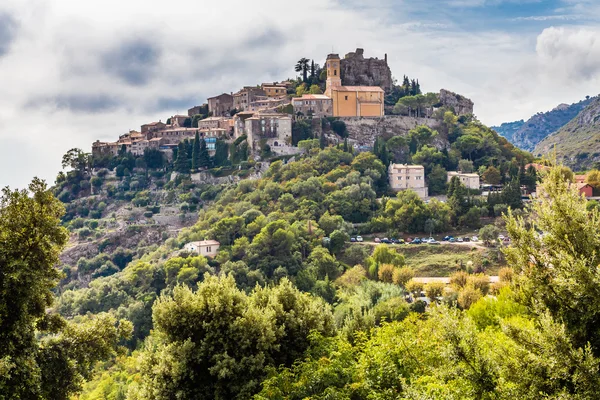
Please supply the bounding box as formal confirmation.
[534,97,600,170]
[493,97,594,151]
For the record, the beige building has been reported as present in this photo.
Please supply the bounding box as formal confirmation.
[447,171,480,190]
[184,240,220,258]
[197,117,232,131]
[261,85,287,97]
[243,112,299,156]
[207,93,234,117]
[130,140,150,156]
[233,87,266,111]
[292,94,333,118]
[248,96,288,112]
[188,104,207,117]
[388,164,428,198]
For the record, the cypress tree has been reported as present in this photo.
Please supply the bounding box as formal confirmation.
[191,132,201,171]
[343,138,349,152]
[213,139,229,167]
[199,139,210,169]
[174,142,189,174]
[319,132,326,150]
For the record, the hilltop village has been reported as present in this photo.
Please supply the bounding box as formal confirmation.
[91,48,477,196]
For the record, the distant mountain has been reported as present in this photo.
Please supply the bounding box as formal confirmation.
[534,97,600,170]
[492,97,595,151]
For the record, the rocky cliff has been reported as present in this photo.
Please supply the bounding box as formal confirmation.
[340,48,393,92]
[439,89,474,116]
[534,97,600,169]
[493,97,595,151]
[340,116,441,148]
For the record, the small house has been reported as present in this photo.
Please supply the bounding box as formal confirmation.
[184,240,220,257]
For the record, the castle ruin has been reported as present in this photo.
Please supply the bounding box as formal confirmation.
[340,48,393,92]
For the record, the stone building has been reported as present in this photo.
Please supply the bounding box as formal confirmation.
[141,121,166,134]
[188,104,208,117]
[261,84,287,97]
[324,53,384,117]
[233,87,266,111]
[248,96,288,112]
[388,163,428,198]
[447,171,480,190]
[244,113,296,156]
[292,94,333,118]
[207,93,234,117]
[197,117,232,131]
[169,115,189,127]
[340,48,393,92]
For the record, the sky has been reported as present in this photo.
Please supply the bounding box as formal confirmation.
[1,0,600,189]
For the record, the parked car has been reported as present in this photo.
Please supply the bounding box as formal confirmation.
[374,237,381,243]
[356,236,364,242]
[498,235,505,240]
[391,238,400,244]
[398,238,405,244]
[428,240,441,245]
[471,236,479,242]
[381,238,392,244]
[457,237,464,242]
[405,237,413,243]
[463,237,471,242]
[350,237,357,242]
[449,237,456,242]
[411,238,422,244]
[427,237,435,243]
[442,236,451,241]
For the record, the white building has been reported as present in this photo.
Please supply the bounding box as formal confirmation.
[184,240,220,258]
[447,171,480,190]
[388,164,428,198]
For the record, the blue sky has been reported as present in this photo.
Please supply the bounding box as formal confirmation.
[0,0,599,189]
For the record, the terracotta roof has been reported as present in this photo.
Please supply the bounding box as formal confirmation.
[143,121,164,126]
[333,86,385,93]
[292,94,331,101]
[575,174,587,183]
[577,183,592,189]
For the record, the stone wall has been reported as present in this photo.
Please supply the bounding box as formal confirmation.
[341,116,441,148]
[340,48,393,92]
[439,89,474,116]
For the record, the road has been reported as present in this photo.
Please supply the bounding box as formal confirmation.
[354,240,489,250]
[411,276,500,284]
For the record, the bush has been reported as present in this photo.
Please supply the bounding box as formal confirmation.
[336,265,367,288]
[86,220,99,229]
[144,211,154,218]
[372,297,410,325]
[78,227,92,239]
[392,267,414,287]
[458,286,482,309]
[498,267,514,283]
[424,282,445,303]
[405,279,424,297]
[377,264,396,283]
[468,274,490,295]
[449,271,469,289]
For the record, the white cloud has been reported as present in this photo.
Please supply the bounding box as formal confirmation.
[0,0,600,189]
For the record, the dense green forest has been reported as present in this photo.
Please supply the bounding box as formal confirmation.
[5,112,578,400]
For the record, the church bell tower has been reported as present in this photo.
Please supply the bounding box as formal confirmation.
[325,53,341,97]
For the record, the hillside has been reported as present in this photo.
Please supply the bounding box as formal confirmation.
[493,96,594,151]
[534,97,600,170]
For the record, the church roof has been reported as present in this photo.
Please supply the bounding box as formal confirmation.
[333,86,384,93]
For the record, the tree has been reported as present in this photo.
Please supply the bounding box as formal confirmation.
[138,275,334,399]
[505,165,600,356]
[295,58,310,82]
[174,142,189,174]
[458,159,474,173]
[502,178,522,209]
[144,148,164,169]
[428,165,448,196]
[309,84,323,94]
[479,224,500,246]
[330,120,348,138]
[199,138,210,169]
[296,83,307,97]
[213,139,229,167]
[482,166,502,185]
[371,245,405,267]
[62,148,90,176]
[393,267,414,287]
[320,131,326,149]
[191,132,201,171]
[0,179,130,398]
[329,229,349,255]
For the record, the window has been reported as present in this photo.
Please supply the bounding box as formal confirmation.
[397,176,402,180]
[334,70,337,76]
[406,176,410,180]
[344,95,348,100]
[206,246,212,253]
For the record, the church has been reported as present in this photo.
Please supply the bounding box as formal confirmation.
[324,53,385,117]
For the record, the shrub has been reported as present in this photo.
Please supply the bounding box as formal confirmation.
[458,286,482,309]
[372,297,410,325]
[449,271,469,289]
[392,267,414,287]
[78,227,92,239]
[86,220,99,230]
[498,267,514,282]
[405,279,424,297]
[377,264,396,283]
[424,282,445,303]
[144,211,153,218]
[468,273,490,295]
[336,265,367,288]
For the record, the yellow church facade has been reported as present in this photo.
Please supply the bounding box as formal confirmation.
[324,53,385,117]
